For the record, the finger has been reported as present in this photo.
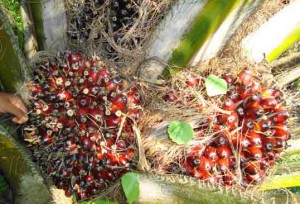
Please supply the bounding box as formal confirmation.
[5,102,27,123]
[9,95,28,114]
[12,116,24,124]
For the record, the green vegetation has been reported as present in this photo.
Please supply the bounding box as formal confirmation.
[0,175,8,196]
[0,0,23,48]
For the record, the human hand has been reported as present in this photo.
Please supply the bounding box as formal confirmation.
[0,92,28,124]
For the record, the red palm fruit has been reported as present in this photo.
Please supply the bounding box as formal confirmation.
[125,149,134,160]
[261,88,276,99]
[217,158,229,172]
[106,153,117,166]
[42,135,52,145]
[188,145,206,156]
[204,146,218,162]
[68,120,76,128]
[242,118,255,132]
[106,78,118,92]
[244,94,262,108]
[88,69,99,84]
[227,89,240,102]
[274,138,285,153]
[254,119,271,132]
[187,155,202,167]
[89,108,103,123]
[127,108,142,121]
[78,191,88,200]
[262,138,275,152]
[98,67,110,85]
[219,111,238,128]
[57,90,72,101]
[236,106,245,117]
[164,91,178,103]
[238,85,252,99]
[246,170,264,183]
[56,180,68,189]
[222,98,235,111]
[201,172,214,183]
[110,94,128,112]
[246,130,262,147]
[87,186,98,195]
[77,96,91,107]
[89,86,100,96]
[232,134,250,150]
[106,116,121,128]
[81,137,93,150]
[47,78,57,90]
[192,169,205,179]
[68,53,83,65]
[127,91,141,106]
[213,125,226,131]
[239,151,247,163]
[197,156,214,172]
[229,157,237,169]
[272,109,289,123]
[266,150,276,160]
[214,132,229,146]
[216,146,232,158]
[273,123,289,137]
[106,138,116,147]
[116,140,127,150]
[118,155,128,166]
[30,84,42,94]
[77,107,88,123]
[260,159,271,170]
[222,72,235,85]
[238,69,252,85]
[246,146,263,160]
[273,89,284,100]
[246,106,264,120]
[250,80,261,93]
[244,161,261,175]
[240,177,251,188]
[261,97,277,109]
[182,162,194,175]
[223,174,234,186]
[186,74,200,87]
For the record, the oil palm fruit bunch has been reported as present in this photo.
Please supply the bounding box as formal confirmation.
[24,52,142,200]
[68,0,104,42]
[109,0,139,33]
[163,69,290,187]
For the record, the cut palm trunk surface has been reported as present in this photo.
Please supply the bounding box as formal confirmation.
[241,0,300,63]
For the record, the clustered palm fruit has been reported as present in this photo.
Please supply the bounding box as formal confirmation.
[68,0,140,48]
[26,53,142,200]
[163,70,290,187]
[68,0,104,41]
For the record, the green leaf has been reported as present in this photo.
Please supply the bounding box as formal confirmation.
[168,121,194,145]
[121,172,140,204]
[93,200,116,204]
[205,74,228,97]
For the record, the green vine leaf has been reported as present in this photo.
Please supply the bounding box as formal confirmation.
[205,74,228,97]
[121,172,140,204]
[168,121,194,145]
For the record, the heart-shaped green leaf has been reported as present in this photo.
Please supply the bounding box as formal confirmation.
[168,121,194,145]
[121,172,140,204]
[205,74,228,97]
